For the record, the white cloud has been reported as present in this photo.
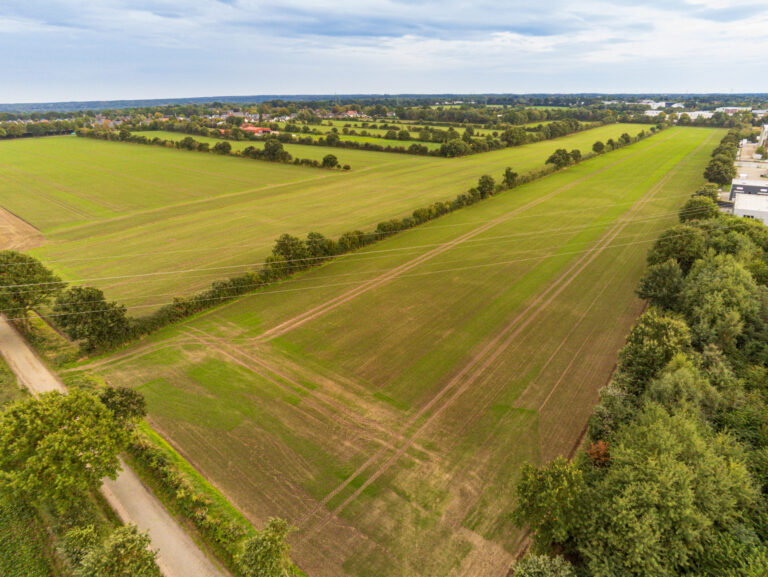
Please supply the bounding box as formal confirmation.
[0,0,766,101]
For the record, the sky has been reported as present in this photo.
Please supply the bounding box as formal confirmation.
[1,0,767,103]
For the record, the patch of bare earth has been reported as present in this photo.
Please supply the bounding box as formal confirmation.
[0,207,44,250]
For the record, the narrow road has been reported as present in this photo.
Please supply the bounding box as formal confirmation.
[0,315,228,577]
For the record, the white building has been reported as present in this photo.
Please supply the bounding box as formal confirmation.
[761,125,768,147]
[687,111,715,120]
[730,178,768,200]
[639,99,666,110]
[715,106,751,115]
[734,193,768,224]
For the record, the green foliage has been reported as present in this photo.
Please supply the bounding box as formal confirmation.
[0,251,65,326]
[512,457,585,550]
[477,174,495,198]
[125,424,251,570]
[679,196,720,222]
[77,525,161,577]
[681,252,760,351]
[636,259,684,310]
[546,148,573,169]
[617,309,691,395]
[694,183,720,202]
[592,140,605,153]
[0,390,127,511]
[647,224,707,273]
[578,406,756,577]
[238,518,296,577]
[53,286,131,352]
[213,140,232,154]
[704,154,736,186]
[503,166,518,188]
[512,554,576,577]
[321,153,339,168]
[99,387,147,425]
[62,524,99,567]
[0,490,54,577]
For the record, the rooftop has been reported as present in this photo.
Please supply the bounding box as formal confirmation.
[734,192,768,212]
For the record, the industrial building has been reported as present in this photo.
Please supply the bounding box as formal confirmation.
[733,193,768,225]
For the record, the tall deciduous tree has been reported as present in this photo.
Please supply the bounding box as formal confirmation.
[0,251,66,327]
[77,525,161,577]
[239,518,296,577]
[0,390,128,511]
[53,286,130,352]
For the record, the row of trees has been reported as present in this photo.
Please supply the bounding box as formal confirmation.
[0,119,81,139]
[0,383,162,575]
[703,128,747,186]
[136,116,599,159]
[510,131,768,575]
[0,366,298,576]
[76,128,352,171]
[545,129,655,169]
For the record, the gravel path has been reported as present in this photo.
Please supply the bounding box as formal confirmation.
[0,315,228,577]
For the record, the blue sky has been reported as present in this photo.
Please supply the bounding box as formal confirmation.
[2,0,767,102]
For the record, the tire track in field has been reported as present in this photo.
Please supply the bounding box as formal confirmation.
[258,132,679,343]
[296,129,713,536]
[54,168,348,238]
[0,167,93,220]
[292,131,681,526]
[181,327,410,453]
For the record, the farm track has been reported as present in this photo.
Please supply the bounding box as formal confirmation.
[257,132,678,343]
[0,316,229,577]
[294,130,714,539]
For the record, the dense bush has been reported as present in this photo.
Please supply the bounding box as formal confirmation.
[512,130,768,575]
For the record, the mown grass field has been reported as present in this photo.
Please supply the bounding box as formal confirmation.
[283,119,556,139]
[1,124,642,310]
[72,127,722,577]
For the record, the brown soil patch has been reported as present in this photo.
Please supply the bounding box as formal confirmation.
[0,207,44,250]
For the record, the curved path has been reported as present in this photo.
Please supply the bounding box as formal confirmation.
[0,315,228,577]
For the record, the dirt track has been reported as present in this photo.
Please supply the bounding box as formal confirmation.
[0,234,228,577]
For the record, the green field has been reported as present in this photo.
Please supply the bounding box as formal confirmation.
[309,119,557,138]
[0,124,644,310]
[71,127,722,577]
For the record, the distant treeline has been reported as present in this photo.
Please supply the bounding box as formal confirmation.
[510,129,768,576]
[0,119,82,139]
[75,127,351,170]
[8,124,664,355]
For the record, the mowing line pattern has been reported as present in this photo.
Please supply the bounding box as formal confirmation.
[294,129,715,540]
[258,132,678,343]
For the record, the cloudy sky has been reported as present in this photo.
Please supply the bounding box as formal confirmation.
[2,0,767,103]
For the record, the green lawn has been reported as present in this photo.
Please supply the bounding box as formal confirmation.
[1,124,644,310]
[73,126,722,577]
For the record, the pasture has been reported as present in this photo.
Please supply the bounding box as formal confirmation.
[72,127,722,577]
[0,124,642,310]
